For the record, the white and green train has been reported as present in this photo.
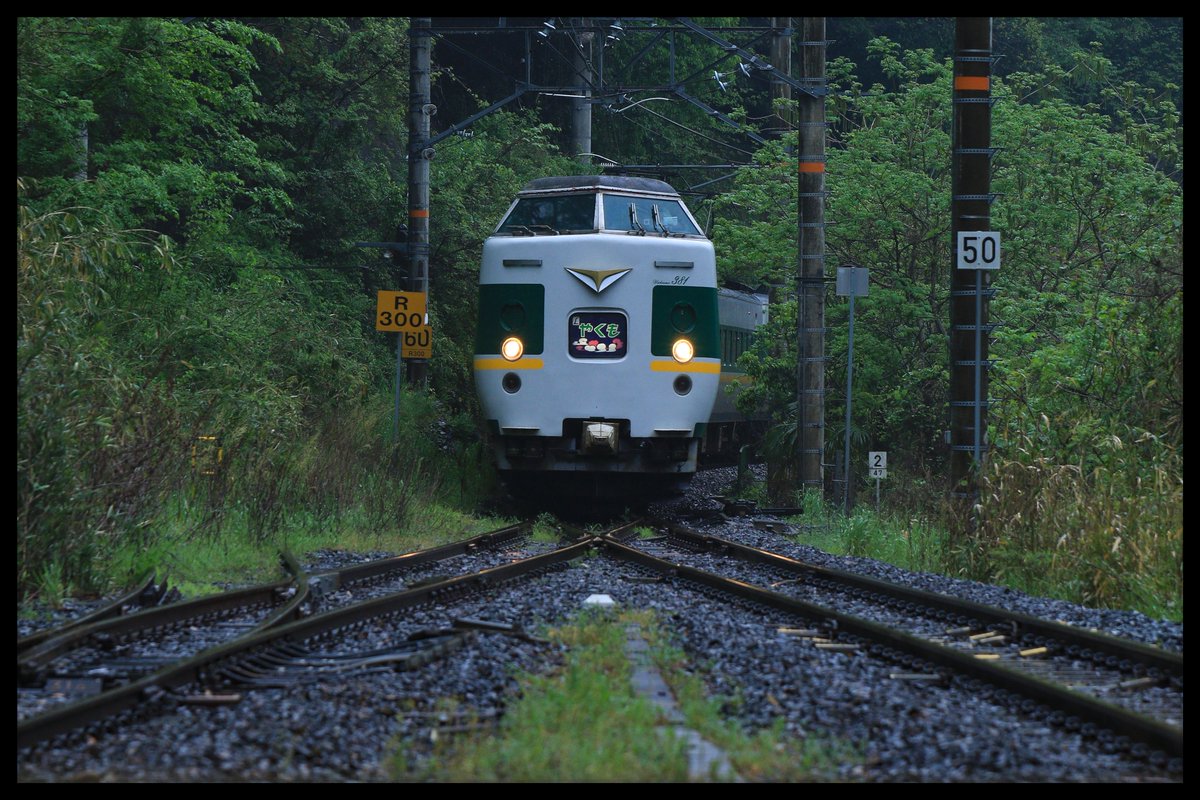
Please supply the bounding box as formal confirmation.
[474,176,766,498]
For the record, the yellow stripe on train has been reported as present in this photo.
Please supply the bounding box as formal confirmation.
[474,357,545,371]
[649,359,721,374]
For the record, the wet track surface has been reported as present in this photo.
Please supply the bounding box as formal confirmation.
[17,469,1183,781]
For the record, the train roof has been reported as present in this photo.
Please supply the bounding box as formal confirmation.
[519,175,680,196]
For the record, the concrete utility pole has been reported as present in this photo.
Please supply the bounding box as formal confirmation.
[949,17,994,499]
[770,17,794,132]
[573,27,593,164]
[764,17,796,501]
[796,17,827,498]
[408,17,433,387]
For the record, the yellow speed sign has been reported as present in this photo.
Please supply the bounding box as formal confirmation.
[376,291,426,332]
[401,326,432,359]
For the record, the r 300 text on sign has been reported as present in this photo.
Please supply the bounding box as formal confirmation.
[376,291,427,332]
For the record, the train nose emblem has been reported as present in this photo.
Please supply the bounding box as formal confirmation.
[565,267,632,293]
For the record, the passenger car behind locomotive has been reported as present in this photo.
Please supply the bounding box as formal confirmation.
[474,176,765,499]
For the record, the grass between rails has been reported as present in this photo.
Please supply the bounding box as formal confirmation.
[392,607,855,782]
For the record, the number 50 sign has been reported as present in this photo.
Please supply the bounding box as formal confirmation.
[956,231,1001,270]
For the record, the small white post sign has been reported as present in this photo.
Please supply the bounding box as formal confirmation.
[956,231,1001,270]
[868,451,887,479]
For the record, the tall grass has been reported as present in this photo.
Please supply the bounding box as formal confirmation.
[101,392,498,595]
[19,193,500,601]
[789,491,950,576]
[779,424,1182,620]
[18,200,183,598]
[969,418,1183,619]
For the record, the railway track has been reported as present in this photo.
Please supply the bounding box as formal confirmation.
[17,517,1184,780]
[18,557,311,721]
[17,571,176,656]
[606,521,1183,765]
[16,523,574,751]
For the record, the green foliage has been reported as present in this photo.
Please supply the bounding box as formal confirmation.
[712,138,798,288]
[16,20,1183,621]
[248,18,410,261]
[978,409,1181,612]
[717,35,1180,619]
[17,20,551,598]
[17,196,180,595]
[724,34,1180,489]
[18,18,276,247]
[588,17,762,170]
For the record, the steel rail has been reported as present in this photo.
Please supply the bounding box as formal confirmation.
[559,519,645,543]
[20,523,531,682]
[656,522,1183,679]
[17,571,165,655]
[17,579,300,683]
[318,522,532,589]
[18,538,593,751]
[598,536,1184,759]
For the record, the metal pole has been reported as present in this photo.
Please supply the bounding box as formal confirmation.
[949,17,993,498]
[408,17,432,388]
[393,332,403,443]
[843,292,855,517]
[974,267,983,466]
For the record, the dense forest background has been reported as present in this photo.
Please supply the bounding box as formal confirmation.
[17,18,1182,615]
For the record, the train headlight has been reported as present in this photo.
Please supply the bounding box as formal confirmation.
[501,336,524,361]
[671,338,694,364]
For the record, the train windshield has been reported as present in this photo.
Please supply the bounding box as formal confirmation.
[499,194,597,234]
[602,195,700,236]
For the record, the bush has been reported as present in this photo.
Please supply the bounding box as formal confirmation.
[18,198,181,595]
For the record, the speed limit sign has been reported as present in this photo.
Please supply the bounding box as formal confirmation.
[956,231,1001,270]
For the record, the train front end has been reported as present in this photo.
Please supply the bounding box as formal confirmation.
[474,176,719,498]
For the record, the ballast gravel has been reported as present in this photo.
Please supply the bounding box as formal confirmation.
[17,469,1183,781]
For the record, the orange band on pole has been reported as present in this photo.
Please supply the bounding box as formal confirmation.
[798,162,825,173]
[409,209,429,218]
[954,76,990,91]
